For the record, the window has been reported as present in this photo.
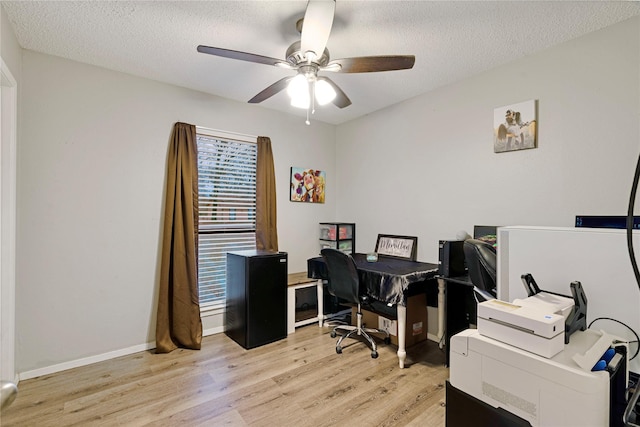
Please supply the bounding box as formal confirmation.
[197,130,257,310]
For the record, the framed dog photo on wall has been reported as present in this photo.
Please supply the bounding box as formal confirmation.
[290,167,326,203]
[494,99,538,153]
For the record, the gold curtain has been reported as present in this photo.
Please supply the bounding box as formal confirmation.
[255,136,279,251]
[156,122,203,353]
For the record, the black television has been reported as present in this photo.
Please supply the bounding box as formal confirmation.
[575,215,640,230]
[473,225,498,239]
[473,225,498,247]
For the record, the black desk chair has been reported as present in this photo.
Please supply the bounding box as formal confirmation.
[321,249,391,358]
[462,239,497,302]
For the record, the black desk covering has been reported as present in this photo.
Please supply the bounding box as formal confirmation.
[307,253,438,306]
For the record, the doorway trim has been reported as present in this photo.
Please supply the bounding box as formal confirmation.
[1,56,18,383]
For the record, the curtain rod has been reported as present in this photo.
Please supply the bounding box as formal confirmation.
[195,126,258,143]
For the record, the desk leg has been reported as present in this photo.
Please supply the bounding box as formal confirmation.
[317,279,324,327]
[397,305,407,369]
[437,278,445,349]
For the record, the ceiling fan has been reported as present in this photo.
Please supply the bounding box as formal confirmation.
[197,0,415,124]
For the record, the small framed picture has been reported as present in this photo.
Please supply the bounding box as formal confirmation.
[290,167,325,203]
[374,234,418,261]
[494,99,538,153]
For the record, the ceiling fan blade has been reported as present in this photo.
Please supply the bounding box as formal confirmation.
[324,55,415,73]
[197,45,293,69]
[248,76,293,104]
[317,76,351,108]
[300,0,335,60]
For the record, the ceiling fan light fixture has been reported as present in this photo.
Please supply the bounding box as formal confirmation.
[290,92,310,109]
[315,79,336,105]
[198,0,414,123]
[288,74,310,109]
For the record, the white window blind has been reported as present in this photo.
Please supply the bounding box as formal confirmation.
[197,133,257,308]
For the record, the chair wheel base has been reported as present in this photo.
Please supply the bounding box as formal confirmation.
[384,337,391,345]
[371,351,378,359]
[330,331,337,338]
[336,346,342,354]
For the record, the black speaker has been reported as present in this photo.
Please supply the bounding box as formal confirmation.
[438,240,466,277]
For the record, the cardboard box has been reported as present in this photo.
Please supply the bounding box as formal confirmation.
[352,293,428,347]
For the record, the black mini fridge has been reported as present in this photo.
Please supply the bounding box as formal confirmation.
[225,250,288,349]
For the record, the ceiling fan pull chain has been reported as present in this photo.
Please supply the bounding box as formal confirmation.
[311,78,316,115]
[306,77,313,125]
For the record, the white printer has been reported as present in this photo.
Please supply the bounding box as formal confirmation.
[476,298,566,358]
[448,328,627,427]
[447,276,629,427]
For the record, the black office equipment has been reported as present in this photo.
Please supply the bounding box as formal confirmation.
[575,215,640,229]
[443,276,475,366]
[438,240,466,277]
[225,250,287,349]
[440,237,498,366]
[445,380,531,427]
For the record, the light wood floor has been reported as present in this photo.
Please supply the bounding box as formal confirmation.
[1,324,449,426]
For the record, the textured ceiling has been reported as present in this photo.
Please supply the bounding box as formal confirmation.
[3,1,640,125]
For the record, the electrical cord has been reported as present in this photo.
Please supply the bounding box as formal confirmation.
[626,152,640,291]
[624,154,640,426]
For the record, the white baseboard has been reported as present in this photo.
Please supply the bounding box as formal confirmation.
[19,341,156,381]
[19,328,226,381]
[203,326,224,336]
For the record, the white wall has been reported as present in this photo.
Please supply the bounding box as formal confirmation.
[14,14,640,377]
[336,17,640,264]
[1,4,22,79]
[17,51,335,375]
[497,226,640,374]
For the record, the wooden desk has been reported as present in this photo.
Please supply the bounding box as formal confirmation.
[307,254,438,368]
